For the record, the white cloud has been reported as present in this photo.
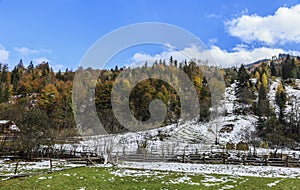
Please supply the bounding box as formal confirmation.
[15,47,38,55]
[206,13,222,19]
[52,64,65,71]
[226,4,300,45]
[0,44,9,63]
[207,45,286,67]
[130,45,199,67]
[208,38,218,45]
[33,57,50,65]
[129,44,293,68]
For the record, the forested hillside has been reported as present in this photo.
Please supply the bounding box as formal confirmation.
[223,54,300,147]
[1,54,300,159]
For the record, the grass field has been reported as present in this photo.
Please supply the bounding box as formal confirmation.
[0,166,299,190]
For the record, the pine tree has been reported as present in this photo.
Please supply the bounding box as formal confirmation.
[270,61,277,76]
[257,85,270,117]
[237,64,250,87]
[56,70,63,80]
[282,55,298,79]
[11,67,20,94]
[0,73,2,103]
[3,81,10,102]
[275,82,287,122]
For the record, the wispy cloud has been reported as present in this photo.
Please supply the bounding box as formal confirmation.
[206,13,222,19]
[33,57,50,65]
[14,47,38,55]
[208,38,218,45]
[0,44,9,63]
[33,57,65,71]
[14,47,51,56]
[226,4,300,45]
[52,64,65,71]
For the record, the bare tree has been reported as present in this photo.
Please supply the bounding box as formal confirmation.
[102,135,120,164]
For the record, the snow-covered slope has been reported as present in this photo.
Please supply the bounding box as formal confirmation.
[268,78,300,121]
[58,78,300,158]
[268,79,280,116]
[75,82,258,156]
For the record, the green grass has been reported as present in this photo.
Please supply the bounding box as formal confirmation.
[0,167,299,190]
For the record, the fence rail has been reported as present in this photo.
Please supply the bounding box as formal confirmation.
[111,152,300,167]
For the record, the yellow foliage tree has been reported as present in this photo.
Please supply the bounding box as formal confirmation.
[261,72,268,90]
[254,71,260,80]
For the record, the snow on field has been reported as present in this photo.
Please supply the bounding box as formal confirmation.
[117,161,300,178]
[201,174,242,188]
[267,179,284,187]
[0,159,84,176]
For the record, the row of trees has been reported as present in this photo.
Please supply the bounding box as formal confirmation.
[79,59,224,134]
[0,58,225,158]
[271,55,300,79]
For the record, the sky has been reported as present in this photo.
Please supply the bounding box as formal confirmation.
[0,0,300,70]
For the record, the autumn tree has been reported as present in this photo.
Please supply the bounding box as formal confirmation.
[38,84,60,116]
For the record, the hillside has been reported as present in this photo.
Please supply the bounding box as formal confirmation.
[75,54,300,160]
[1,54,300,160]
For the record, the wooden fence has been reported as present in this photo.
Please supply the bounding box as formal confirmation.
[111,152,300,167]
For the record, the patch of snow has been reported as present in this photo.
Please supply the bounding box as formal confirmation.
[0,159,85,175]
[266,179,283,187]
[166,176,200,185]
[268,79,280,117]
[116,161,300,178]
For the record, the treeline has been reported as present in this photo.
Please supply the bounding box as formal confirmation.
[0,60,76,160]
[76,58,224,134]
[2,54,300,158]
[0,58,225,158]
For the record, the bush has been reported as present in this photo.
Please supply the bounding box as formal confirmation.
[236,141,249,151]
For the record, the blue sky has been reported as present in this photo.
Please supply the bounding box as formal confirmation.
[0,0,300,70]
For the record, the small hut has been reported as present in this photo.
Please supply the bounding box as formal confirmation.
[0,120,19,135]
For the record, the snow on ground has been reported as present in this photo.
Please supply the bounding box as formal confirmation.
[52,81,300,160]
[50,80,300,160]
[110,168,248,190]
[284,79,300,119]
[0,159,84,176]
[267,179,284,187]
[73,81,258,156]
[268,79,280,116]
[117,161,300,178]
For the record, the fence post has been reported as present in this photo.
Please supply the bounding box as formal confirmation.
[49,159,53,172]
[264,156,268,166]
[285,156,289,167]
[14,162,19,174]
[123,146,126,160]
[116,152,119,164]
